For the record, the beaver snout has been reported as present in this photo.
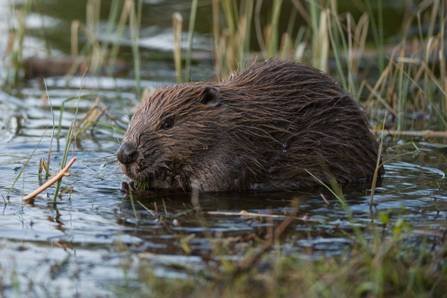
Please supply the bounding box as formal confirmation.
[117,142,139,165]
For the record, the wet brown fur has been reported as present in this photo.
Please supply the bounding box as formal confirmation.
[118,60,382,191]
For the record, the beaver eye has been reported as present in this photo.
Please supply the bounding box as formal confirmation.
[161,118,174,130]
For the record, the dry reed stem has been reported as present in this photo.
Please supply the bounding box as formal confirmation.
[23,157,77,201]
[376,129,447,138]
[172,12,183,83]
[74,97,107,136]
[370,113,386,208]
[205,210,319,223]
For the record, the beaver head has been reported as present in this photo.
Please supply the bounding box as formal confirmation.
[117,82,228,191]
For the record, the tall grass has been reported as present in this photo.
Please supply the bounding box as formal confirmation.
[364,0,446,131]
[207,0,446,131]
[6,0,445,131]
[69,0,144,97]
[172,12,183,83]
[212,0,254,75]
[5,0,144,97]
[4,0,32,90]
[185,0,199,82]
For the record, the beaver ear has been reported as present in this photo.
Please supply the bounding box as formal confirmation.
[199,86,220,105]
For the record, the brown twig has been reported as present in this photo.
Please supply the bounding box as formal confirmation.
[23,157,77,201]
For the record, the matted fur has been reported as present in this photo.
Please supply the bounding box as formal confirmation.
[117,60,381,191]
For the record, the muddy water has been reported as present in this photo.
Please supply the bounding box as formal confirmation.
[0,0,446,297]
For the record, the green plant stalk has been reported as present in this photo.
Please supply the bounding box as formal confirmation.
[439,0,446,117]
[13,0,31,87]
[309,0,320,68]
[396,59,407,131]
[405,237,428,293]
[293,26,306,60]
[239,0,254,68]
[304,170,346,207]
[365,0,385,72]
[128,188,141,223]
[327,11,348,92]
[377,0,384,71]
[53,76,89,201]
[66,39,98,79]
[130,0,142,98]
[69,20,103,75]
[221,0,236,72]
[56,94,93,145]
[7,129,47,198]
[82,0,95,70]
[267,0,283,58]
[185,0,198,82]
[369,113,386,208]
[330,0,355,93]
[286,7,297,42]
[344,15,356,96]
[222,0,236,38]
[136,0,143,30]
[108,0,131,75]
[98,0,122,75]
[211,0,221,70]
[279,34,290,60]
[43,79,54,175]
[86,0,100,37]
[426,0,439,41]
[11,265,20,296]
[35,0,51,56]
[305,168,371,253]
[137,201,156,217]
[53,122,75,202]
[280,7,297,59]
[254,0,266,57]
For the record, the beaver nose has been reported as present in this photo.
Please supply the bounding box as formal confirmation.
[117,142,139,165]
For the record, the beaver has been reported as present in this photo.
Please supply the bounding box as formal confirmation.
[117,60,382,192]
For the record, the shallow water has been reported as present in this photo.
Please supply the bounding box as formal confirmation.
[0,0,446,297]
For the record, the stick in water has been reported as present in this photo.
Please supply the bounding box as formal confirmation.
[23,157,77,201]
